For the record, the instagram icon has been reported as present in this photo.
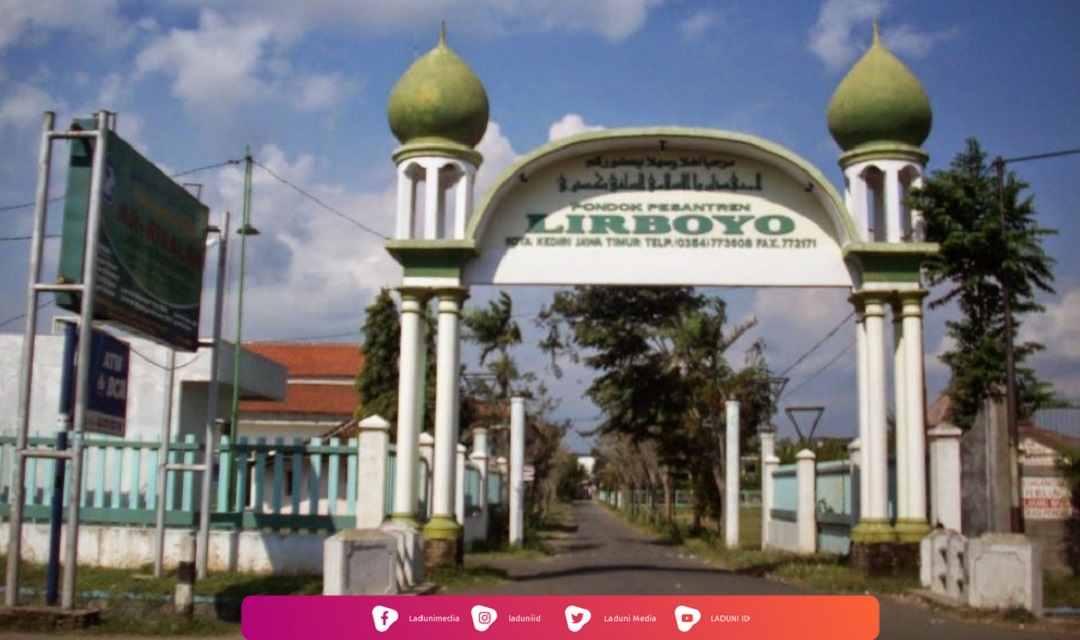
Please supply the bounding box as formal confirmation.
[471,605,498,632]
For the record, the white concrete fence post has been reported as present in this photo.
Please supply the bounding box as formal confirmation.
[928,424,963,532]
[356,415,391,529]
[469,427,490,538]
[418,431,435,520]
[725,400,741,549]
[509,396,526,547]
[847,437,862,524]
[796,449,817,554]
[455,443,466,526]
[762,453,779,551]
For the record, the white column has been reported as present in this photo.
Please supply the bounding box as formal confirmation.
[470,427,490,533]
[928,424,963,532]
[428,290,466,530]
[422,160,442,239]
[893,299,909,523]
[390,289,428,524]
[395,163,416,239]
[455,443,467,526]
[418,431,434,519]
[864,296,890,525]
[852,300,870,521]
[901,292,930,536]
[884,167,902,242]
[509,396,526,547]
[796,449,817,555]
[725,400,740,549]
[759,426,776,536]
[356,415,391,528]
[762,454,780,551]
[847,438,862,523]
[454,165,474,239]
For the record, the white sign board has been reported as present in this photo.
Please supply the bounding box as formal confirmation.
[466,137,853,288]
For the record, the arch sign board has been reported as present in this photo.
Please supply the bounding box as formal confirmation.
[464,129,858,288]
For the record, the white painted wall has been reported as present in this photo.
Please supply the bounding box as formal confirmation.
[0,332,286,441]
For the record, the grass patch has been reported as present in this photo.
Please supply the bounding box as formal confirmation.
[0,554,322,635]
[1045,573,1080,608]
[429,564,509,593]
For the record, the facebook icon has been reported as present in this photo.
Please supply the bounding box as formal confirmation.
[372,606,399,632]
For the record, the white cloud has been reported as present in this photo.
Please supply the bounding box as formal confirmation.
[164,0,661,42]
[0,83,58,134]
[808,0,888,72]
[293,73,357,113]
[476,121,520,198]
[134,10,274,119]
[548,113,604,142]
[0,0,134,51]
[678,9,720,42]
[808,0,954,72]
[881,24,958,60]
[1022,290,1080,360]
[206,144,399,341]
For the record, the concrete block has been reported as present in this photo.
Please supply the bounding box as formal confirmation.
[920,528,965,602]
[966,533,1043,615]
[380,521,425,591]
[323,530,398,596]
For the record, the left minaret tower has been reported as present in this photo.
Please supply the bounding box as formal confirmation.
[387,23,489,240]
[384,25,488,577]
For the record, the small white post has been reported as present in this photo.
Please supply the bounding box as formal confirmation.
[762,454,780,550]
[847,438,862,523]
[509,397,526,547]
[356,415,391,529]
[796,449,817,555]
[470,427,490,537]
[725,400,740,549]
[928,424,963,532]
[455,443,467,526]
[418,431,434,520]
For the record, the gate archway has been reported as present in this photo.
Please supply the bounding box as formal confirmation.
[381,26,937,572]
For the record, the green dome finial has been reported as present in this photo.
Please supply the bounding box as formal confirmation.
[387,24,490,151]
[827,22,932,154]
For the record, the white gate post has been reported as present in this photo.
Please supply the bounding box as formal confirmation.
[509,397,526,547]
[928,424,963,532]
[356,415,391,529]
[796,449,817,554]
[725,400,741,549]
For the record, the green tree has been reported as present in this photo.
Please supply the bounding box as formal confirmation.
[907,138,1057,429]
[355,288,400,422]
[538,286,768,525]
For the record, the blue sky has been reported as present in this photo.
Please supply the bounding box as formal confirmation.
[1,0,1078,450]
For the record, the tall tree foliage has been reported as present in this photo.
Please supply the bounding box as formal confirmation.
[907,138,1057,428]
[355,289,400,422]
[538,286,769,521]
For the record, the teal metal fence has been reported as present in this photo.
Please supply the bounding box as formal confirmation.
[0,432,503,534]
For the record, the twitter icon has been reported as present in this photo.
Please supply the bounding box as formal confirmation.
[564,605,591,632]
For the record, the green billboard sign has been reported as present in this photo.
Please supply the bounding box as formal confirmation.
[57,120,210,351]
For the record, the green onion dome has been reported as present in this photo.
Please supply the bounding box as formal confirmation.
[827,23,932,153]
[388,25,490,150]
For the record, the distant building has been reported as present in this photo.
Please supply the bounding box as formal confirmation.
[236,342,362,440]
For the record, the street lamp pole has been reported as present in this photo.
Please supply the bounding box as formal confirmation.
[992,146,1080,534]
[993,155,1023,535]
[228,148,256,507]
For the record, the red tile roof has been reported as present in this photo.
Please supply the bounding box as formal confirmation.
[239,343,362,417]
[242,383,358,417]
[243,342,362,378]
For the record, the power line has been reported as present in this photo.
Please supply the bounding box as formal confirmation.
[0,158,243,214]
[1,234,60,242]
[0,299,55,330]
[776,310,854,378]
[783,338,855,399]
[251,160,389,240]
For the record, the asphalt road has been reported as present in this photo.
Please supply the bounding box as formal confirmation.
[454,501,1078,639]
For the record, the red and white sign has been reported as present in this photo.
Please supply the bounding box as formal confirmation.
[1022,476,1074,520]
